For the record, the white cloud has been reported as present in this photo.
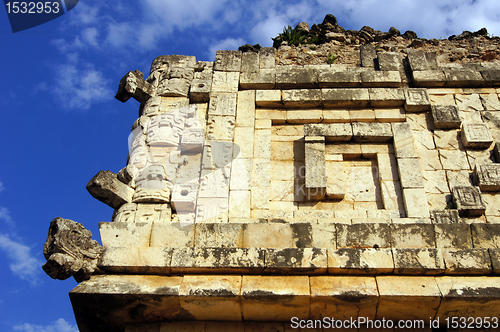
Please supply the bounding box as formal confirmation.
[0,234,42,284]
[207,37,245,60]
[52,63,113,111]
[0,207,13,226]
[13,318,78,332]
[0,181,4,193]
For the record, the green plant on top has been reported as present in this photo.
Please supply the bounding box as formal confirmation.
[327,53,338,64]
[272,25,307,47]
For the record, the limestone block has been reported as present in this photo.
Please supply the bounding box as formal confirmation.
[318,70,361,88]
[201,142,233,170]
[86,170,134,209]
[490,249,500,273]
[376,276,441,321]
[250,186,270,210]
[378,52,403,71]
[336,223,391,249]
[211,71,239,93]
[112,203,137,223]
[402,188,430,218]
[255,90,282,108]
[374,107,405,122]
[206,115,235,141]
[392,122,417,158]
[233,127,254,159]
[309,223,336,248]
[422,170,449,195]
[189,79,211,103]
[265,248,327,274]
[208,93,237,117]
[417,150,442,171]
[348,108,375,123]
[325,143,361,157]
[390,224,436,248]
[328,248,394,274]
[431,210,460,224]
[361,71,401,88]
[427,193,452,211]
[228,191,251,218]
[439,149,469,171]
[304,123,352,141]
[481,69,500,87]
[351,122,392,142]
[135,203,172,223]
[413,70,447,87]
[397,158,424,188]
[380,180,404,211]
[360,45,377,68]
[276,66,317,89]
[305,136,326,200]
[392,248,445,274]
[179,275,242,320]
[322,88,370,107]
[479,93,500,111]
[282,89,321,108]
[407,50,429,71]
[310,276,378,320]
[321,109,350,123]
[228,159,252,191]
[115,70,154,103]
[195,197,228,223]
[259,47,276,69]
[194,61,214,80]
[435,223,472,250]
[271,140,304,161]
[368,88,405,107]
[326,159,345,199]
[442,249,491,274]
[99,222,152,248]
[404,88,431,113]
[241,276,310,321]
[435,276,500,319]
[471,224,500,249]
[452,186,486,217]
[214,50,242,72]
[474,164,500,191]
[431,105,461,129]
[98,247,172,274]
[434,130,460,150]
[377,153,398,181]
[240,52,258,73]
[171,247,264,274]
[461,123,493,149]
[180,128,204,153]
[251,159,270,187]
[445,69,484,87]
[171,183,197,213]
[150,222,195,247]
[285,110,323,124]
[254,129,272,160]
[194,223,243,248]
[239,70,275,90]
[242,223,293,248]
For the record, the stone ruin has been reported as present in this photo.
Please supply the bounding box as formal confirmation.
[44,15,500,332]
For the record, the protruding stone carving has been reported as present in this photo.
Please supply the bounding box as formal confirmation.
[115,70,153,103]
[43,218,102,282]
[461,123,493,149]
[132,163,170,203]
[135,203,171,223]
[112,203,137,223]
[452,186,486,217]
[404,88,431,113]
[152,55,196,98]
[305,136,326,200]
[431,210,460,224]
[86,170,135,209]
[146,112,186,147]
[474,164,500,191]
[431,105,461,129]
[171,183,198,213]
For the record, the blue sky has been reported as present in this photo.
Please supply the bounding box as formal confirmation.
[0,0,499,331]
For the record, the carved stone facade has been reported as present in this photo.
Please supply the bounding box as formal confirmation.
[47,39,500,331]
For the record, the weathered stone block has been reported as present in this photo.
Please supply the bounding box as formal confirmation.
[376,276,441,321]
[255,90,282,107]
[317,70,361,88]
[392,248,445,275]
[392,122,418,158]
[189,79,211,103]
[413,70,447,87]
[214,50,242,72]
[435,276,500,319]
[326,158,345,199]
[452,186,486,217]
[206,115,235,141]
[336,223,391,249]
[402,188,430,218]
[99,222,152,248]
[86,170,134,209]
[135,203,172,223]
[305,136,326,200]
[431,210,460,224]
[377,52,403,71]
[461,123,493,149]
[211,71,239,93]
[304,123,352,141]
[360,45,377,68]
[171,183,197,213]
[397,158,424,188]
[265,248,327,274]
[98,247,172,274]
[351,122,392,142]
[434,223,472,251]
[328,248,394,274]
[368,88,405,107]
[241,276,310,321]
[259,47,275,69]
[445,69,484,87]
[282,89,321,108]
[431,105,461,129]
[361,71,401,88]
[481,69,500,86]
[321,88,370,107]
[404,88,431,113]
[442,249,491,274]
[374,107,406,122]
[239,70,275,89]
[474,164,500,191]
[242,223,293,248]
[310,276,378,320]
[407,50,429,71]
[195,197,229,223]
[240,52,258,73]
[179,275,242,320]
[471,224,500,248]
[150,222,195,247]
[276,67,317,88]
[390,224,436,248]
[208,92,237,117]
[115,70,153,103]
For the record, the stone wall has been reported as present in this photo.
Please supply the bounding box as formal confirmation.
[49,40,500,331]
